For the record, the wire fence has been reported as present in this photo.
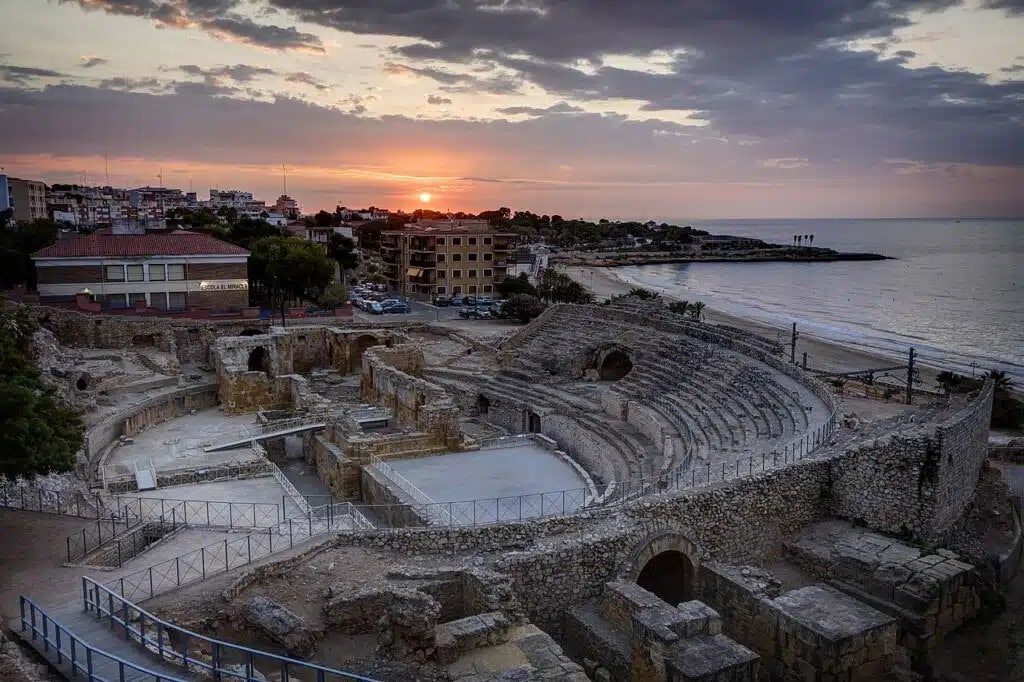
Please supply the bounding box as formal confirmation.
[83,577,377,682]
[114,496,283,529]
[66,516,140,564]
[0,483,104,518]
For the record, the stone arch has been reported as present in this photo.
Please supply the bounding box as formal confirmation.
[599,349,633,381]
[132,334,156,348]
[476,394,490,416]
[527,411,541,433]
[247,346,270,373]
[624,531,702,606]
[75,374,90,391]
[239,328,263,337]
[351,334,380,371]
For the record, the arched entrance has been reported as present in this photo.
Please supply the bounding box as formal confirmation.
[476,394,490,416]
[527,411,541,433]
[599,350,633,380]
[351,334,379,371]
[247,347,270,373]
[636,551,694,605]
[239,328,263,336]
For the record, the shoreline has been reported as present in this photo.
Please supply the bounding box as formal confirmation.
[554,251,892,268]
[562,264,943,388]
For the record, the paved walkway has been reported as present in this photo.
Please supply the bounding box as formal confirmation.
[12,602,198,681]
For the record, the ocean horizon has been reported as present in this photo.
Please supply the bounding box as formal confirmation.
[611,218,1023,384]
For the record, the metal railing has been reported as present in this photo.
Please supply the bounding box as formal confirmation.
[107,501,373,602]
[477,433,537,450]
[243,412,331,439]
[115,495,282,528]
[83,577,378,682]
[0,483,104,518]
[369,455,453,526]
[253,441,312,515]
[18,595,186,681]
[66,516,140,564]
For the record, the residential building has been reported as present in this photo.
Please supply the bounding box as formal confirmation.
[208,188,266,217]
[273,194,300,217]
[32,225,250,311]
[0,175,11,221]
[8,177,48,221]
[379,219,515,300]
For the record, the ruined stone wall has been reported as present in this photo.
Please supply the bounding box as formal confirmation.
[541,413,620,485]
[86,383,218,481]
[309,431,361,498]
[35,306,266,364]
[931,382,994,534]
[361,346,460,449]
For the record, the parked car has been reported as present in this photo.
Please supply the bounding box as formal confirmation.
[382,301,411,314]
[432,295,450,307]
[367,301,384,314]
[459,306,491,319]
[462,295,477,306]
[449,295,464,306]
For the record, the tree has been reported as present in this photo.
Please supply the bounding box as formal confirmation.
[502,294,546,322]
[326,233,360,284]
[250,237,335,323]
[936,371,966,396]
[628,287,659,300]
[496,272,538,299]
[0,219,59,289]
[226,217,281,250]
[317,282,348,308]
[668,300,690,316]
[987,369,1022,428]
[0,303,84,480]
[688,301,706,321]
[314,210,334,227]
[809,234,814,248]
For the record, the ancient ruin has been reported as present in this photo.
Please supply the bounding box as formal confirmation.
[2,300,1019,682]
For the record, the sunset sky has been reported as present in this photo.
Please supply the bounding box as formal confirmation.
[1,0,1023,218]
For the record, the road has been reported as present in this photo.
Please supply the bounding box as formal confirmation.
[352,300,475,324]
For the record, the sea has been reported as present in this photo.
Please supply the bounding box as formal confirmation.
[611,218,1024,383]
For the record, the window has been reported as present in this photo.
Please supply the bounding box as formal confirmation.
[483,284,493,293]
[436,286,446,294]
[129,292,147,306]
[469,269,478,278]
[149,264,166,281]
[452,270,462,278]
[437,254,446,262]
[483,237,492,245]
[105,265,125,282]
[452,237,461,246]
[468,253,478,261]
[437,271,445,279]
[167,264,186,281]
[436,238,445,245]
[151,293,168,309]
[104,293,128,309]
[451,253,462,262]
[168,292,186,310]
[126,264,145,282]
[484,253,493,261]
[468,285,478,293]
[468,237,477,245]
[452,286,462,294]
[484,269,492,278]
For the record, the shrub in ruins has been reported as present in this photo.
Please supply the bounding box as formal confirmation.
[0,303,84,480]
[502,294,546,322]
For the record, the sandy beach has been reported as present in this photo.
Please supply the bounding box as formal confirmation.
[562,264,942,388]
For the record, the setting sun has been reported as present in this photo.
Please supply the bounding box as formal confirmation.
[419,192,432,203]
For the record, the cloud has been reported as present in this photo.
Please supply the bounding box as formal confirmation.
[384,61,521,95]
[285,72,329,90]
[80,56,108,68]
[496,101,583,117]
[97,76,163,91]
[427,94,452,105]
[980,0,1024,15]
[175,64,276,82]
[0,64,65,85]
[61,0,324,52]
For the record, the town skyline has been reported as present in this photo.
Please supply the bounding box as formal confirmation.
[2,0,1023,218]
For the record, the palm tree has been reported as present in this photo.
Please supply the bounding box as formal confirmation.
[796,235,802,247]
[936,370,965,396]
[809,234,814,248]
[688,301,706,321]
[987,369,1013,393]
[669,300,689,316]
[793,235,797,247]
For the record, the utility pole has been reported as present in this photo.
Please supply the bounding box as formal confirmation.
[906,347,915,405]
[790,322,799,364]
[282,164,287,196]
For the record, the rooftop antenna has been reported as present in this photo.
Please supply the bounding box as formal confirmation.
[157,168,163,189]
[104,153,109,186]
[282,164,287,196]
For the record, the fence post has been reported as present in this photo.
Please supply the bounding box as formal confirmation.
[117,540,123,568]
[38,489,43,512]
[229,503,234,528]
[66,536,71,564]
[176,556,181,586]
[247,534,252,563]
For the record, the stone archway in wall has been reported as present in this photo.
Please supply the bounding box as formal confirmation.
[625,531,701,606]
[350,334,380,372]
[599,349,633,381]
[476,394,490,416]
[526,411,541,433]
[247,346,271,373]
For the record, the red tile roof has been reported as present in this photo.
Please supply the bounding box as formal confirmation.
[33,230,250,258]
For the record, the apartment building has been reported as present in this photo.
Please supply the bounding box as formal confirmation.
[4,176,48,221]
[32,226,250,311]
[380,220,515,299]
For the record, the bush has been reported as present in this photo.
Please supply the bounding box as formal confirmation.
[317,282,348,308]
[502,294,546,323]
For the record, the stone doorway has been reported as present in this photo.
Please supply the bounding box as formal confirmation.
[247,346,270,373]
[476,394,490,416]
[636,550,694,606]
[527,411,541,433]
[599,350,633,381]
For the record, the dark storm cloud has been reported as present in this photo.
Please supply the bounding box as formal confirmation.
[62,0,323,51]
[496,102,584,116]
[0,65,65,85]
[384,61,522,95]
[980,0,1024,14]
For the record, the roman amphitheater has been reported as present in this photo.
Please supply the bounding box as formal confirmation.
[1,300,1019,682]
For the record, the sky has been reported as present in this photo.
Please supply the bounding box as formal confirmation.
[0,0,1022,219]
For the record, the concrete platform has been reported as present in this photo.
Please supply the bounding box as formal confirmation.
[106,408,258,474]
[387,444,589,503]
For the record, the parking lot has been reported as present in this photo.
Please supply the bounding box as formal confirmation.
[352,299,464,323]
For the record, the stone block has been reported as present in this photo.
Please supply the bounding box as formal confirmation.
[666,634,759,682]
[435,611,510,664]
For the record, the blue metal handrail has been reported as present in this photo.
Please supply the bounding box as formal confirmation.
[83,577,378,682]
[19,594,186,681]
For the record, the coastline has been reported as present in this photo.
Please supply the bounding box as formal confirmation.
[562,264,942,387]
[554,251,892,268]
